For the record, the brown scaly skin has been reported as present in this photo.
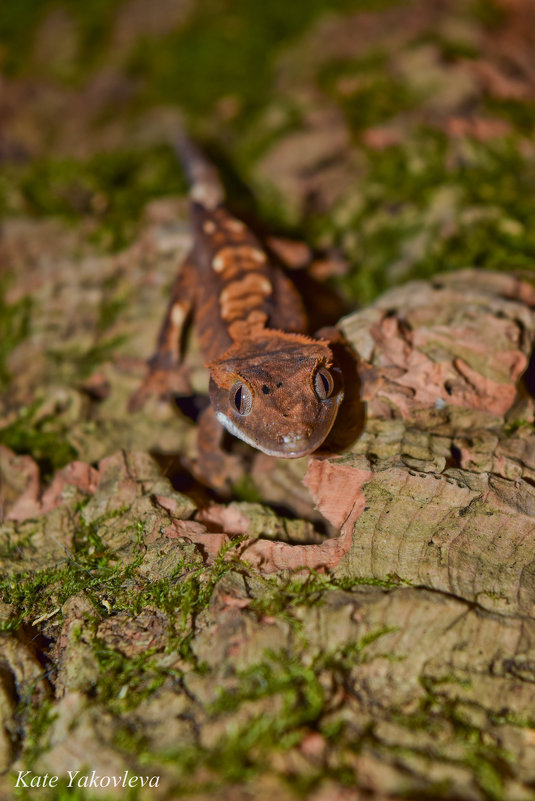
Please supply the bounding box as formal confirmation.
[130,139,344,485]
[208,330,343,458]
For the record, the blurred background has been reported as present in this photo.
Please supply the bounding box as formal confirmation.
[2,0,535,306]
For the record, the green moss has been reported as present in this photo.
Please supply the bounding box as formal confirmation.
[122,539,243,618]
[0,0,123,81]
[47,334,128,380]
[0,0,47,76]
[249,571,397,629]
[231,474,264,504]
[362,130,449,206]
[210,650,325,719]
[17,697,57,768]
[319,54,417,136]
[66,0,124,82]
[1,146,187,251]
[92,643,176,711]
[2,525,252,778]
[384,676,511,801]
[50,558,396,719]
[419,217,535,275]
[470,0,507,30]
[1,532,245,712]
[489,710,535,729]
[97,291,130,334]
[486,97,535,136]
[0,523,128,631]
[0,279,31,391]
[3,532,396,791]
[0,503,143,619]
[346,77,416,134]
[504,420,535,437]
[126,0,398,127]
[1,495,241,643]
[329,132,535,305]
[433,37,479,62]
[161,629,393,793]
[0,400,78,478]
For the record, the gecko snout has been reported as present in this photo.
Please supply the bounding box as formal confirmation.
[277,428,313,446]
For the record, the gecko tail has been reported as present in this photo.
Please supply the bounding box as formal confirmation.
[174,133,225,210]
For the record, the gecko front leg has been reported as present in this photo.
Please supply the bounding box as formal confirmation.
[195,404,245,491]
[128,254,197,411]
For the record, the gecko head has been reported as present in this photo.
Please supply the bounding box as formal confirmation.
[207,332,344,458]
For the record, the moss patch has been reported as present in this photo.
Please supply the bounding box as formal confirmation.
[1,146,187,251]
[126,0,398,127]
[0,400,78,479]
[0,0,123,80]
[325,133,535,305]
[0,280,31,392]
[319,52,418,135]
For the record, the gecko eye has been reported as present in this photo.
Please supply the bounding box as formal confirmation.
[230,381,253,415]
[314,367,334,400]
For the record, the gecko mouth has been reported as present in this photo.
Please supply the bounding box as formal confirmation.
[215,404,341,458]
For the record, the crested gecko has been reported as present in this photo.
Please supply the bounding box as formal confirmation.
[130,137,344,485]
